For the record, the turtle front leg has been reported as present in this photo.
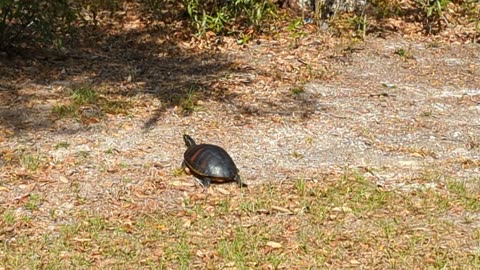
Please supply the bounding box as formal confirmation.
[181,161,190,174]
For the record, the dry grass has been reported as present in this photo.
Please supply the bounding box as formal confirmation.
[1,171,480,269]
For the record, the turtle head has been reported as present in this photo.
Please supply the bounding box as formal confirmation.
[183,134,196,148]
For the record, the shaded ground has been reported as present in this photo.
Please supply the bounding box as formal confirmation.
[0,8,480,268]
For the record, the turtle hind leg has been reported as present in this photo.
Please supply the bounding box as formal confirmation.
[195,176,212,192]
[234,175,247,188]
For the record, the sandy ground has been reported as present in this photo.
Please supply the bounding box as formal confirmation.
[1,34,479,221]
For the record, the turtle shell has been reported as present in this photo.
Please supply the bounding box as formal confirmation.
[184,144,238,181]
[182,135,245,188]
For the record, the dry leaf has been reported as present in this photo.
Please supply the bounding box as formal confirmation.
[73,237,92,242]
[266,241,282,249]
[58,175,69,183]
[271,205,293,214]
[331,206,352,213]
[349,259,361,265]
[216,187,230,195]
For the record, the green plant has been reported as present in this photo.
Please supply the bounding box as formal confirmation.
[3,210,15,225]
[20,152,42,171]
[237,32,251,45]
[51,84,131,120]
[51,104,77,118]
[394,47,413,59]
[26,194,43,211]
[180,87,201,114]
[463,1,480,43]
[71,86,98,105]
[295,177,307,196]
[54,141,70,149]
[163,231,192,269]
[182,0,275,37]
[370,0,403,18]
[0,0,77,50]
[290,86,305,96]
[446,179,480,211]
[217,226,250,267]
[217,197,232,214]
[101,99,131,114]
[414,0,451,33]
[351,13,368,39]
[287,17,305,39]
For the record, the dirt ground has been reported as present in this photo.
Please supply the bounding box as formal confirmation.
[0,18,480,266]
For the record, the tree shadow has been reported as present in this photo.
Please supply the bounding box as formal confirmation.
[0,4,239,135]
[0,1,323,137]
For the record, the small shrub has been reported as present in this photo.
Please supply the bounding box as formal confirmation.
[370,0,403,18]
[0,0,77,49]
[181,0,276,37]
[414,0,451,33]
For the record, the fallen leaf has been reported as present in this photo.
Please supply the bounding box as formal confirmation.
[58,175,69,183]
[73,237,92,242]
[216,187,230,195]
[171,181,194,187]
[331,206,352,213]
[266,241,282,249]
[349,259,361,264]
[271,205,293,214]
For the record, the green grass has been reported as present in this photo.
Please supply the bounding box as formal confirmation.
[445,179,480,211]
[290,85,305,96]
[20,152,42,171]
[180,86,202,114]
[217,226,252,268]
[51,104,77,118]
[54,141,70,149]
[2,172,479,269]
[3,210,15,225]
[51,84,132,120]
[394,47,414,59]
[71,86,98,105]
[26,194,44,211]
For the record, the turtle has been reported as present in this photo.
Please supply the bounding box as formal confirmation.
[182,134,246,188]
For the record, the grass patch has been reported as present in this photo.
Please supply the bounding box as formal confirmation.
[20,152,42,171]
[1,171,479,268]
[445,178,480,211]
[51,104,77,118]
[25,194,44,211]
[54,141,70,149]
[51,84,132,120]
[290,85,305,96]
[179,85,203,115]
[394,47,414,59]
[71,86,98,105]
[217,226,253,268]
[2,210,16,225]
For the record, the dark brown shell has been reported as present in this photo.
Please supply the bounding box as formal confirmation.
[183,144,239,182]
